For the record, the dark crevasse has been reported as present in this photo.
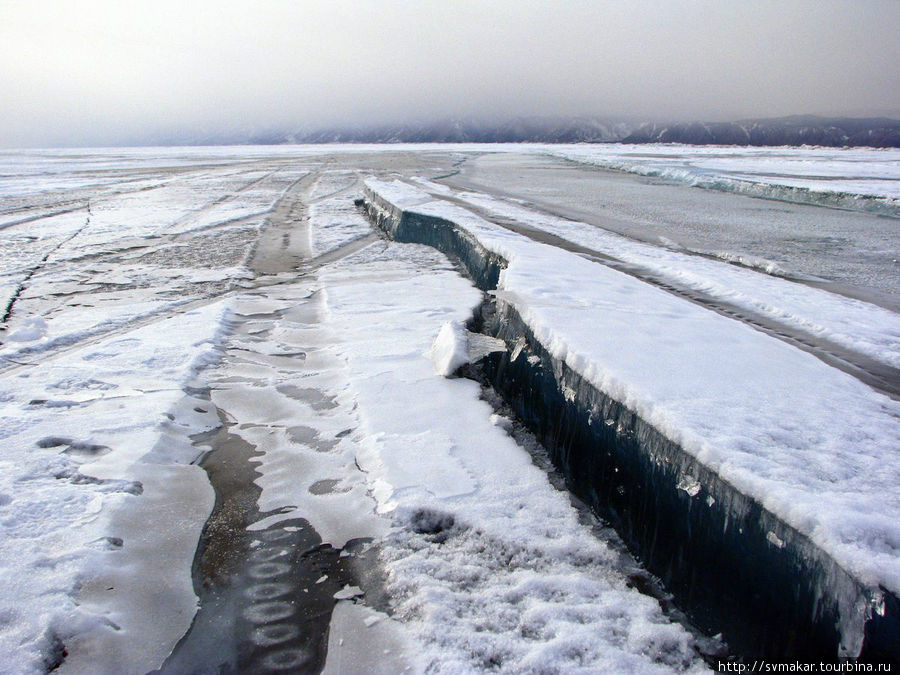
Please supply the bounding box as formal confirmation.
[362,188,899,664]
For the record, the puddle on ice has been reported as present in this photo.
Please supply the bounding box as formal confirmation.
[285,424,339,452]
[308,479,348,495]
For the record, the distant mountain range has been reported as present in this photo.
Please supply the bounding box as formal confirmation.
[247,117,634,145]
[177,115,900,148]
[621,115,900,148]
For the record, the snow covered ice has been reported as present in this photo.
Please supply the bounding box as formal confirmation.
[0,144,898,671]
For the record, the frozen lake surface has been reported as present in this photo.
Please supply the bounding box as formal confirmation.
[548,144,900,203]
[0,144,897,672]
[450,150,900,302]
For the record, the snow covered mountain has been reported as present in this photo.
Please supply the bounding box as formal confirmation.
[242,115,900,147]
[129,115,900,148]
[622,115,900,148]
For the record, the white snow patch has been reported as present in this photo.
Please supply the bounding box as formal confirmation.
[308,189,372,257]
[489,413,513,430]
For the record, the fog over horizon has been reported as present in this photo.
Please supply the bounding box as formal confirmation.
[2,0,899,148]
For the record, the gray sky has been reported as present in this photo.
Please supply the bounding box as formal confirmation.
[1,0,898,147]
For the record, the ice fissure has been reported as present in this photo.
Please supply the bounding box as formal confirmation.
[362,183,899,663]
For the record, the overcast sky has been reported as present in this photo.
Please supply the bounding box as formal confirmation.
[1,0,898,147]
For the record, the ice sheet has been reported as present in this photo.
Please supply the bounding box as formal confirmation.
[9,144,892,671]
[367,178,900,598]
[206,287,389,550]
[322,601,421,675]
